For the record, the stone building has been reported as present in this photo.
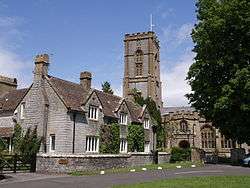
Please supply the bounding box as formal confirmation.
[0,75,29,152]
[0,31,249,158]
[162,107,250,157]
[123,32,163,109]
[0,54,155,154]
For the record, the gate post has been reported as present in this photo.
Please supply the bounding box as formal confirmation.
[13,154,17,173]
[30,154,37,172]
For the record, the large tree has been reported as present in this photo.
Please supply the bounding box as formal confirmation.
[187,0,250,144]
[101,81,114,94]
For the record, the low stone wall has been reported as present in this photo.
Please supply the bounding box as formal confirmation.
[36,152,170,173]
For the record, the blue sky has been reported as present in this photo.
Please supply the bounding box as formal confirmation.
[0,0,196,106]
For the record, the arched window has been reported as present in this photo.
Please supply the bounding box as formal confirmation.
[135,49,143,62]
[201,125,216,148]
[180,120,188,132]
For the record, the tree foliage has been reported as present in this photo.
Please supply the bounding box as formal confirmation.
[132,89,165,148]
[100,123,120,154]
[102,81,114,94]
[170,147,191,163]
[127,124,144,152]
[12,124,42,162]
[187,0,250,144]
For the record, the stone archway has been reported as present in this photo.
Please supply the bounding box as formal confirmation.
[179,140,190,149]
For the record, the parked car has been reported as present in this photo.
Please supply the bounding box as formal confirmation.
[242,155,250,167]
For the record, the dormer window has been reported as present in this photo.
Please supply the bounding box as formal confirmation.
[119,113,128,125]
[20,102,25,119]
[88,106,98,120]
[143,119,150,129]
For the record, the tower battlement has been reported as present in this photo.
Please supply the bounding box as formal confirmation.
[124,31,159,48]
[0,75,17,87]
[0,75,17,97]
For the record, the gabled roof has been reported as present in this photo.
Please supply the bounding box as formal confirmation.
[47,75,88,112]
[0,88,29,115]
[94,90,121,118]
[93,90,144,123]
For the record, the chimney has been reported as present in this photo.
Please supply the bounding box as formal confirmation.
[80,71,92,92]
[0,75,17,97]
[34,54,49,77]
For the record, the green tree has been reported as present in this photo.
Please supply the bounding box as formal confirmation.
[12,124,42,162]
[132,89,164,148]
[187,0,250,144]
[102,81,114,94]
[127,124,144,152]
[0,138,7,174]
[100,123,120,154]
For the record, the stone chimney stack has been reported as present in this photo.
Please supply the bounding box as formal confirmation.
[80,71,92,92]
[34,54,49,77]
[0,75,17,97]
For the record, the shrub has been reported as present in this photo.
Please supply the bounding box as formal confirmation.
[100,123,120,154]
[128,124,144,152]
[170,147,191,163]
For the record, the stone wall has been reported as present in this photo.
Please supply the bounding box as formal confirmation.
[36,152,170,173]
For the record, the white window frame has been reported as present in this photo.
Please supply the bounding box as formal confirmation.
[20,102,25,119]
[49,134,56,152]
[143,119,150,129]
[86,136,99,153]
[119,113,128,125]
[120,139,127,153]
[144,142,150,153]
[88,106,98,120]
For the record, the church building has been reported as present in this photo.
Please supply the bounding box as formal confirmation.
[0,31,249,157]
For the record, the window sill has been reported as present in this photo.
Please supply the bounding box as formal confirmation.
[89,118,99,122]
[120,123,128,126]
[86,151,99,154]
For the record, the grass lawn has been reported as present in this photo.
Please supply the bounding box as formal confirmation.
[113,176,250,188]
[69,161,203,176]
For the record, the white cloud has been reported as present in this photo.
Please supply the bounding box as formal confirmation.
[0,16,31,88]
[161,51,195,107]
[0,48,32,88]
[161,23,193,49]
[176,23,193,45]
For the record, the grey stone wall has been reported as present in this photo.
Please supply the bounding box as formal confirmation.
[36,152,170,173]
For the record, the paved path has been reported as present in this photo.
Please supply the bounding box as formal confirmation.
[1,165,250,188]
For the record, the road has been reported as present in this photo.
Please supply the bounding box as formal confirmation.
[1,165,250,188]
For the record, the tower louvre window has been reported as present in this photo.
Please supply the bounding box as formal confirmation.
[135,63,143,76]
[135,49,143,62]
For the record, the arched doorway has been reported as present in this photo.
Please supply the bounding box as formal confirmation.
[179,140,190,149]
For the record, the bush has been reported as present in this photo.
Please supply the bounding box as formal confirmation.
[170,147,191,163]
[100,123,120,154]
[128,124,144,152]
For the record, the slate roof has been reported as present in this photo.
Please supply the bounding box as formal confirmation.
[94,90,143,123]
[0,88,29,115]
[47,76,88,112]
[161,106,196,115]
[0,75,145,123]
[94,90,121,118]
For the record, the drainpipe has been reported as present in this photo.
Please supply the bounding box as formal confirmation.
[72,113,76,154]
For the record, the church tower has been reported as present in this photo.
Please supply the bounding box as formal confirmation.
[123,31,163,109]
